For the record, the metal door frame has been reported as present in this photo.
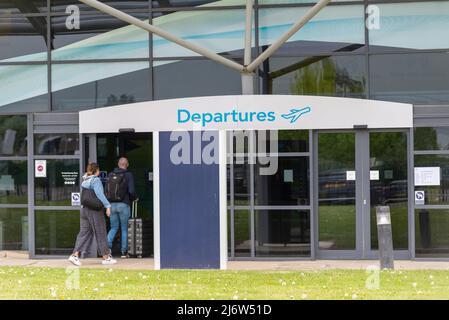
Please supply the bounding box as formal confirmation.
[313,128,412,260]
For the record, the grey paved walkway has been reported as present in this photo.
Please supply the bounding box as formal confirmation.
[1,251,449,270]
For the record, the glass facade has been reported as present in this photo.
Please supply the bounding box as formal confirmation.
[414,126,449,257]
[229,130,312,258]
[0,0,448,112]
[0,115,28,252]
[35,210,79,255]
[0,0,448,259]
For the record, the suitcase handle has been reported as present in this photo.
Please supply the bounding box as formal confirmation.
[131,200,138,218]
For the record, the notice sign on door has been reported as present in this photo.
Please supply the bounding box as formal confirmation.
[35,160,47,178]
[415,191,425,205]
[414,167,440,186]
[346,171,356,181]
[71,192,81,206]
[61,171,78,185]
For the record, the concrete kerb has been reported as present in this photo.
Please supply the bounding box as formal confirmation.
[1,252,449,271]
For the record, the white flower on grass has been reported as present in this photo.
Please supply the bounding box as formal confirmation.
[18,280,22,285]
[301,293,307,299]
[292,281,296,285]
[100,283,104,287]
[352,294,358,300]
[187,280,192,285]
[431,281,435,286]
[93,288,99,292]
[232,295,239,300]
[108,269,113,273]
[412,282,417,288]
[49,287,57,298]
[124,277,128,280]
[429,275,434,279]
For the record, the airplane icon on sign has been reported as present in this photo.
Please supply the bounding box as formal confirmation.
[281,107,312,123]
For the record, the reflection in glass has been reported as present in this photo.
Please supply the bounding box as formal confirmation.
[263,56,366,98]
[153,10,246,58]
[0,65,48,113]
[51,13,149,60]
[154,60,241,100]
[152,0,240,8]
[34,134,80,155]
[255,210,310,257]
[255,157,309,206]
[370,53,449,104]
[35,210,79,255]
[318,133,356,250]
[414,155,449,205]
[234,210,250,257]
[0,115,27,156]
[0,208,28,251]
[369,2,449,52]
[0,1,47,15]
[0,161,27,204]
[233,157,250,206]
[35,159,80,206]
[51,62,151,110]
[277,130,309,153]
[258,5,365,55]
[257,130,309,153]
[51,0,149,12]
[415,209,449,258]
[0,16,48,61]
[369,132,408,250]
[415,127,449,151]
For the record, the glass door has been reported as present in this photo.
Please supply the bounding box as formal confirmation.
[317,132,360,258]
[96,133,153,220]
[316,130,410,259]
[367,131,409,258]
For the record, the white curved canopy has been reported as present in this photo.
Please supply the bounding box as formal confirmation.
[79,95,413,133]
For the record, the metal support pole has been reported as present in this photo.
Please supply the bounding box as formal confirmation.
[78,0,245,72]
[246,0,331,73]
[241,0,255,95]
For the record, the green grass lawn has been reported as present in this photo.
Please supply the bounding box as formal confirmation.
[1,267,449,300]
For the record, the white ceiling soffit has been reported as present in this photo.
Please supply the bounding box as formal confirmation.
[79,95,413,133]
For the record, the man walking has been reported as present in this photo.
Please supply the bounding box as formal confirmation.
[106,157,138,258]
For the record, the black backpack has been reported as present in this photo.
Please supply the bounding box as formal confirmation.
[106,172,128,202]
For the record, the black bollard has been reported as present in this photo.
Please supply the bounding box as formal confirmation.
[376,206,394,270]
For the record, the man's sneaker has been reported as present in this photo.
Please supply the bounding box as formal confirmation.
[68,254,81,266]
[101,255,117,265]
[120,252,130,259]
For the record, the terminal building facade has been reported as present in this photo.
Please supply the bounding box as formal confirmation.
[0,0,449,262]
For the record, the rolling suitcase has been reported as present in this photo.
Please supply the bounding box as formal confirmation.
[128,200,153,258]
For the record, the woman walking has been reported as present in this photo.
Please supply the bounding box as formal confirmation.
[68,162,117,266]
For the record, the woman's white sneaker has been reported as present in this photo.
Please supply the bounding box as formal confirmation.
[68,254,81,266]
[101,255,117,265]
